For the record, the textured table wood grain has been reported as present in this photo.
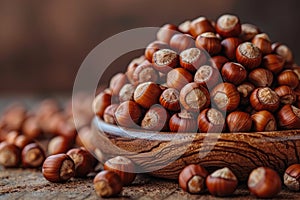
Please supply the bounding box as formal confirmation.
[0,168,299,200]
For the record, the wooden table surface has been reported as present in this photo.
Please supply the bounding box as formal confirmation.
[0,167,299,200]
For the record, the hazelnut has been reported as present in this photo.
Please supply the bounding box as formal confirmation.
[248,167,281,198]
[103,104,119,125]
[178,20,192,34]
[93,170,123,198]
[144,41,170,62]
[221,37,242,60]
[93,92,112,118]
[274,85,296,105]
[178,164,209,194]
[211,83,240,112]
[22,116,42,139]
[236,42,262,69]
[216,14,241,38]
[125,55,146,84]
[248,68,273,87]
[169,110,198,132]
[283,164,300,191]
[179,47,207,72]
[141,104,170,131]
[237,82,255,105]
[221,62,247,85]
[210,55,229,70]
[206,167,238,197]
[109,73,128,96]
[152,49,178,73]
[156,24,179,44]
[197,108,225,133]
[42,154,75,183]
[251,110,277,131]
[272,42,294,64]
[67,147,97,177]
[262,54,285,74]
[104,156,136,186]
[252,33,272,55]
[250,87,280,111]
[0,142,21,168]
[277,70,299,89]
[14,135,33,149]
[195,32,222,55]
[133,82,162,109]
[132,61,159,85]
[277,105,300,129]
[166,68,193,91]
[47,136,73,155]
[159,88,181,112]
[194,65,220,88]
[240,23,260,41]
[170,34,195,52]
[226,111,252,132]
[114,101,142,128]
[179,82,210,113]
[189,17,215,38]
[22,143,45,168]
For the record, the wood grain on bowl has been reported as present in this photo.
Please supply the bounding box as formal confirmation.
[84,117,300,181]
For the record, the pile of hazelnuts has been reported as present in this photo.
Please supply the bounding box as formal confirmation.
[93,14,300,133]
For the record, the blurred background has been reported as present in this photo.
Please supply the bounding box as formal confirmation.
[0,0,299,95]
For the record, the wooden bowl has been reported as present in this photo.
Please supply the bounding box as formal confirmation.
[84,117,300,181]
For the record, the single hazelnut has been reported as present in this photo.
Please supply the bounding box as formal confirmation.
[159,88,181,112]
[251,110,277,131]
[237,82,255,105]
[277,70,299,89]
[221,62,247,85]
[104,156,136,186]
[103,104,119,125]
[22,116,42,139]
[109,73,128,96]
[274,85,296,105]
[179,47,207,72]
[211,83,240,112]
[209,55,229,70]
[133,82,162,109]
[197,108,225,133]
[194,65,220,88]
[179,82,210,113]
[152,49,179,73]
[236,42,262,69]
[15,133,33,150]
[277,105,300,129]
[144,41,170,62]
[170,34,195,53]
[169,110,198,132]
[283,164,300,191]
[114,101,143,128]
[178,164,209,194]
[1,104,27,131]
[262,54,285,74]
[93,92,112,119]
[216,14,241,38]
[226,111,252,132]
[156,24,179,44]
[132,61,159,85]
[195,32,222,55]
[47,136,73,155]
[250,87,280,111]
[125,55,146,84]
[190,17,215,38]
[42,154,75,183]
[206,167,238,197]
[272,42,294,64]
[248,167,281,198]
[178,20,192,34]
[166,68,193,91]
[22,143,45,168]
[252,33,272,55]
[221,37,242,60]
[67,147,97,177]
[248,68,273,87]
[93,170,123,198]
[240,23,260,41]
[5,131,19,144]
[0,142,21,167]
[141,104,170,131]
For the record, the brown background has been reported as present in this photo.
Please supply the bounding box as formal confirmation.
[0,0,299,94]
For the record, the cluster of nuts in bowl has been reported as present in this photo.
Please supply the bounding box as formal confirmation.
[93,13,300,133]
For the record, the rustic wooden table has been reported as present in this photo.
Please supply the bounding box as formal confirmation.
[0,167,298,200]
